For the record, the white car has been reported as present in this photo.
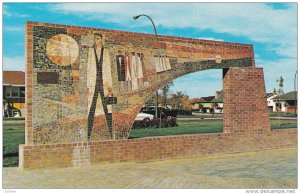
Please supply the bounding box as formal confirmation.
[135,112,154,122]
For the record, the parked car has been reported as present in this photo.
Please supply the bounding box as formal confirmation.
[134,112,154,122]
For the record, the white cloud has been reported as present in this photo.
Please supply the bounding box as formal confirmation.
[50,3,297,59]
[3,5,12,17]
[3,56,25,71]
[170,70,223,97]
[4,26,24,33]
[197,37,224,42]
[3,4,29,18]
[256,58,297,93]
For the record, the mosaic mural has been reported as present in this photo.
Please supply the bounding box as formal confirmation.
[28,22,255,144]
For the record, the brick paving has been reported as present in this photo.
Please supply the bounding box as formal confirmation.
[3,147,297,189]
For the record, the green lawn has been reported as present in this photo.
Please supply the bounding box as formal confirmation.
[179,112,297,119]
[129,120,223,139]
[271,119,298,130]
[269,112,297,118]
[2,119,297,167]
[3,123,25,167]
[129,119,297,139]
[178,114,223,118]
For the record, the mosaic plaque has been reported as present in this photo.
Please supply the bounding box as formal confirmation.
[37,72,59,84]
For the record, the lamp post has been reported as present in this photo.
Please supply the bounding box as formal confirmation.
[133,14,159,118]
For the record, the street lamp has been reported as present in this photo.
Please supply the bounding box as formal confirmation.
[133,14,159,118]
[133,14,157,35]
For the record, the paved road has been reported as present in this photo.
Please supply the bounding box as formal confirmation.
[3,147,297,189]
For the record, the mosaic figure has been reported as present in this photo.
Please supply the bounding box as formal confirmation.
[87,34,113,140]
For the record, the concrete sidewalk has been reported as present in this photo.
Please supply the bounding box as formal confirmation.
[3,147,297,189]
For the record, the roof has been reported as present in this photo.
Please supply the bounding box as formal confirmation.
[211,93,223,103]
[202,96,215,102]
[275,91,297,101]
[189,98,199,104]
[197,96,215,103]
[266,93,276,98]
[3,71,25,86]
[215,90,223,96]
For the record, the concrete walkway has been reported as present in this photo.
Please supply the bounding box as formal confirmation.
[3,147,297,189]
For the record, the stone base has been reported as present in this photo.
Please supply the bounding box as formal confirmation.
[19,129,297,169]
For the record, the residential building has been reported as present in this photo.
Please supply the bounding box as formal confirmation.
[211,90,223,113]
[273,91,297,113]
[190,98,199,111]
[3,71,25,117]
[266,93,278,112]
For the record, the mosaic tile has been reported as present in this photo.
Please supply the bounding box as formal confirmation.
[28,23,257,144]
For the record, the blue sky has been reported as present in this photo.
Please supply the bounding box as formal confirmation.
[3,3,297,98]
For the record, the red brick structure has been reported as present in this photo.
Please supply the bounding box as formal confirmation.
[223,68,271,133]
[19,129,296,169]
[19,21,296,169]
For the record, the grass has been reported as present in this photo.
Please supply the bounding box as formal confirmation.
[129,119,297,139]
[178,115,223,118]
[271,120,298,130]
[179,112,297,119]
[269,112,297,118]
[3,123,25,167]
[129,120,223,139]
[2,118,297,167]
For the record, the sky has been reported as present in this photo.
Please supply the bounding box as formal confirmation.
[2,2,298,98]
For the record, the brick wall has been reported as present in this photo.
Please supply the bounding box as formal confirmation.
[21,21,292,170]
[223,68,271,133]
[19,129,296,169]
[25,21,255,144]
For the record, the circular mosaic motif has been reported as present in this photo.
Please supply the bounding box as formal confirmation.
[46,34,79,66]
[215,55,222,64]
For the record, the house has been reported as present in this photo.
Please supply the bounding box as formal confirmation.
[273,91,297,113]
[189,98,200,111]
[190,95,215,113]
[190,90,224,113]
[195,96,215,112]
[211,90,223,113]
[3,71,25,117]
[266,92,278,112]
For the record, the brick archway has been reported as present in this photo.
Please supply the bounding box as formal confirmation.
[19,22,295,170]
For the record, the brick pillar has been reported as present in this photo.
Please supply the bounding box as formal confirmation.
[223,68,270,133]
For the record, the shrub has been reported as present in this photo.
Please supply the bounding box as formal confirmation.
[177,109,192,116]
[132,117,178,129]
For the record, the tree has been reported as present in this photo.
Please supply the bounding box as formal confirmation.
[170,91,185,109]
[180,95,191,110]
[160,82,173,108]
[274,76,284,111]
[274,76,284,127]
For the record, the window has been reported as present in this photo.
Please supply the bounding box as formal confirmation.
[20,87,25,98]
[11,87,19,97]
[5,87,22,98]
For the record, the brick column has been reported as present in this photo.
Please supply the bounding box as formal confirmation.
[25,22,34,145]
[223,68,270,133]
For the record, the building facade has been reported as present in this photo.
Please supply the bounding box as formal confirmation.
[3,71,25,117]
